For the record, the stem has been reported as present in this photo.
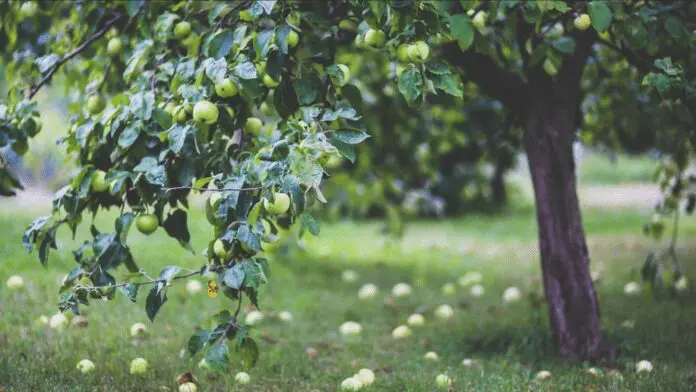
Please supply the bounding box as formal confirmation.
[233,293,244,321]
[75,270,200,291]
[28,13,124,99]
[163,185,263,193]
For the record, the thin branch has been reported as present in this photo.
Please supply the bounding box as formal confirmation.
[28,13,124,99]
[163,185,263,193]
[233,293,244,321]
[75,270,200,291]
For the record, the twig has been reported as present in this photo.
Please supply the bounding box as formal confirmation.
[75,270,200,291]
[233,294,244,321]
[29,13,124,99]
[163,185,263,193]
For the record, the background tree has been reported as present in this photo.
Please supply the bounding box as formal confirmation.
[2,0,695,367]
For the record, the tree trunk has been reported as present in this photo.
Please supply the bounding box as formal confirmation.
[523,97,615,362]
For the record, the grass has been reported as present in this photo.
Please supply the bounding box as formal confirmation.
[2,203,696,391]
[578,150,657,185]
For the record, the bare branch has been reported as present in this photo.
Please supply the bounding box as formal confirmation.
[163,185,263,193]
[75,270,201,291]
[28,13,124,99]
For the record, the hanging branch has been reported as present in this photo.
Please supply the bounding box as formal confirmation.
[28,13,124,99]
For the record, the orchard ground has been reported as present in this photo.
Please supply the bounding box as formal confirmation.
[3,158,696,391]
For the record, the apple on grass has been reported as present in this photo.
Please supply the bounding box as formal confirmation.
[76,359,95,374]
[6,275,24,290]
[129,358,149,375]
[354,369,374,386]
[179,382,197,392]
[235,372,251,384]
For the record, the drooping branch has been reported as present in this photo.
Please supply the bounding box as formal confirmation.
[442,43,528,115]
[28,13,124,99]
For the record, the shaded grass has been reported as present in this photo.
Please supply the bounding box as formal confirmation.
[579,151,657,185]
[2,205,696,391]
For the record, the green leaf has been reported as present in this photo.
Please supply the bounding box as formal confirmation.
[124,40,153,81]
[163,210,192,249]
[133,156,158,172]
[152,108,172,130]
[235,337,259,370]
[145,165,167,187]
[119,283,139,302]
[234,62,258,79]
[145,284,167,321]
[293,74,323,105]
[158,265,181,285]
[275,25,292,54]
[23,215,51,252]
[207,30,235,59]
[205,58,228,84]
[654,58,680,76]
[331,129,370,144]
[118,125,140,149]
[588,1,612,32]
[328,137,356,163]
[321,108,360,122]
[301,213,320,236]
[450,14,475,51]
[664,17,690,44]
[397,67,423,103]
[240,259,267,289]
[551,37,575,54]
[237,224,261,252]
[254,30,274,59]
[188,328,211,356]
[168,124,192,154]
[281,175,304,215]
[291,155,323,187]
[36,54,59,73]
[223,264,245,290]
[430,73,463,97]
[205,342,230,373]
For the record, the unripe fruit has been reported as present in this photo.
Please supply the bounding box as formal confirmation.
[235,372,251,384]
[192,100,218,124]
[213,239,227,258]
[263,74,280,88]
[20,2,38,19]
[86,95,106,115]
[214,78,238,98]
[91,170,109,192]
[396,44,410,63]
[239,10,254,22]
[341,377,362,391]
[286,11,301,27]
[407,41,430,62]
[503,286,522,302]
[546,22,564,39]
[245,117,263,136]
[542,59,558,76]
[435,374,452,388]
[130,322,147,337]
[174,21,192,39]
[135,214,158,235]
[339,321,362,336]
[435,304,454,320]
[392,325,412,339]
[179,382,197,392]
[76,359,95,374]
[49,313,68,329]
[106,38,123,56]
[338,19,357,32]
[536,370,552,380]
[6,275,24,290]
[264,193,290,214]
[286,30,300,48]
[173,105,188,123]
[574,14,591,31]
[407,313,425,327]
[129,358,149,375]
[364,28,386,48]
[357,283,378,299]
[164,102,176,116]
[330,64,351,87]
[355,369,375,386]
[473,11,488,30]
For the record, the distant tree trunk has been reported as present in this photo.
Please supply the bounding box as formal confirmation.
[522,94,614,362]
[490,159,507,205]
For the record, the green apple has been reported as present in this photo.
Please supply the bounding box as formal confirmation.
[193,100,218,124]
[164,102,176,116]
[174,21,192,39]
[245,117,263,136]
[215,78,238,98]
[213,239,227,258]
[339,19,357,32]
[286,11,301,27]
[264,193,290,215]
[574,14,591,31]
[260,102,273,116]
[364,28,386,48]
[206,192,222,225]
[129,358,149,375]
[263,74,280,88]
[472,11,488,30]
[135,214,158,235]
[396,44,410,63]
[286,30,299,48]
[407,41,430,62]
[330,64,351,87]
[20,1,38,19]
[542,59,558,76]
[86,95,106,115]
[239,9,254,22]
[106,37,122,56]
[545,22,564,39]
[173,105,188,123]
[91,170,109,192]
[179,382,197,392]
[20,116,41,137]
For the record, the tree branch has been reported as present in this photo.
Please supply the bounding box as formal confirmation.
[163,185,263,193]
[441,43,527,115]
[28,13,124,99]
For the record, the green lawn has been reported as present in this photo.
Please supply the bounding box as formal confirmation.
[578,151,658,185]
[2,203,696,391]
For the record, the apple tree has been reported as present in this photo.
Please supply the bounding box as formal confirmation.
[3,0,696,365]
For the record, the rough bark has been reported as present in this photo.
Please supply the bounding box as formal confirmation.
[443,26,616,361]
[522,95,614,362]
